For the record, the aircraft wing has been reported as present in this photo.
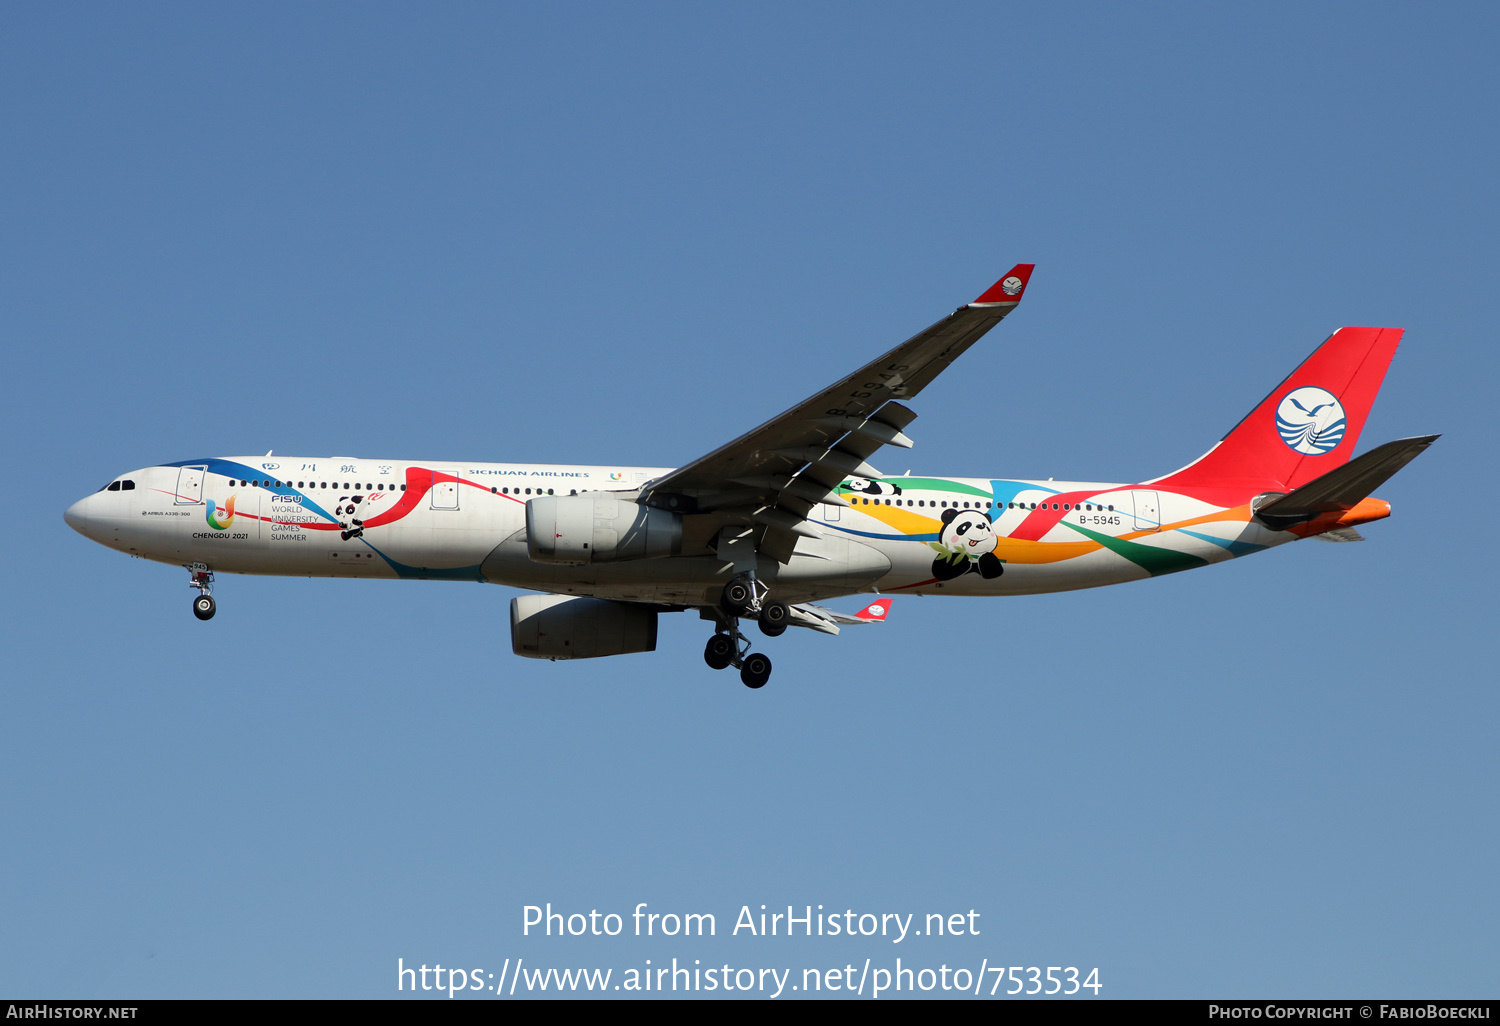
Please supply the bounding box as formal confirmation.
[640,265,1035,561]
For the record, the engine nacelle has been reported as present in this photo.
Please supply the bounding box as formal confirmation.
[526,495,681,564]
[510,594,658,660]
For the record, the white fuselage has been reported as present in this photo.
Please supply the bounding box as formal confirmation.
[65,455,1302,607]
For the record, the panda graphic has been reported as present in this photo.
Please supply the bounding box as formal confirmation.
[928,507,1005,581]
[844,477,903,497]
[335,493,366,541]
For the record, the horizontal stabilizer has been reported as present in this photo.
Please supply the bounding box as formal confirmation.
[1254,434,1438,527]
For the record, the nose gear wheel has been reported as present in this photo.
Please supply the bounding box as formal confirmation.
[187,566,216,621]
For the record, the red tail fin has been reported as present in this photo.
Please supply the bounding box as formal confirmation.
[1150,327,1403,505]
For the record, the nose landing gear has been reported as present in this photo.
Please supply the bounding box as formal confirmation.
[188,565,216,621]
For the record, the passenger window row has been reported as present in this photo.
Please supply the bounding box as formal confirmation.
[233,479,408,492]
[852,496,1115,512]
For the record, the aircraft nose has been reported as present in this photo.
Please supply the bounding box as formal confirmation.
[64,496,90,536]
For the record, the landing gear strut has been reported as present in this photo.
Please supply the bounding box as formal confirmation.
[188,565,216,621]
[708,575,780,687]
[703,624,774,689]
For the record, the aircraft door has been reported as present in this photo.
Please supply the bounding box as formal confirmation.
[430,471,459,510]
[1131,490,1161,532]
[176,465,206,505]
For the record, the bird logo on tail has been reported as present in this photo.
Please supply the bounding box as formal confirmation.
[1276,386,1347,455]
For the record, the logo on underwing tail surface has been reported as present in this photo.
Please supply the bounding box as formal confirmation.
[1275,386,1347,455]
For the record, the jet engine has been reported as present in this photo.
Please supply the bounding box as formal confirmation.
[509,594,658,660]
[526,495,681,564]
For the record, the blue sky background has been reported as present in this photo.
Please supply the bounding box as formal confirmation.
[3,3,1496,999]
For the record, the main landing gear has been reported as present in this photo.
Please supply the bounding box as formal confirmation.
[703,576,783,688]
[758,599,790,637]
[188,565,216,621]
[740,652,772,689]
[704,633,736,670]
[703,629,773,689]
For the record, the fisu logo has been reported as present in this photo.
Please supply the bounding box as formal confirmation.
[1275,386,1347,455]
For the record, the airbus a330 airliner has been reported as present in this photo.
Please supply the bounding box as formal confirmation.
[66,265,1435,687]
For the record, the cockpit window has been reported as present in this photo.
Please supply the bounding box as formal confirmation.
[107,481,120,491]
[121,480,135,490]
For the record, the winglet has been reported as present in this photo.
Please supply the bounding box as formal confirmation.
[854,598,891,622]
[970,264,1035,307]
